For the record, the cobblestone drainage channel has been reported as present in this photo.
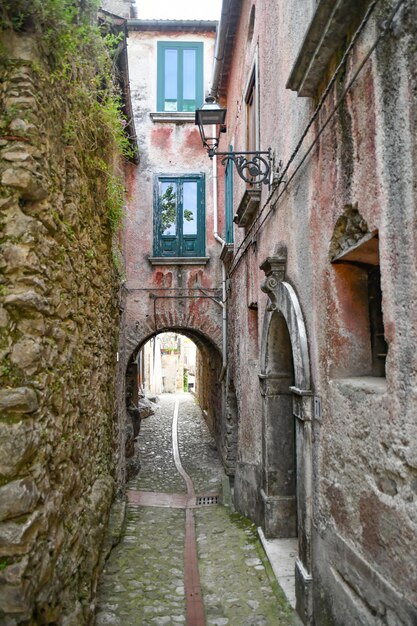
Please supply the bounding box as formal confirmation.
[126,398,220,626]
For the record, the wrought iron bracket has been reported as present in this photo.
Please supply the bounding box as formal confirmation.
[209,148,272,185]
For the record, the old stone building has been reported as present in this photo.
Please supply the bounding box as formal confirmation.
[204,0,417,624]
[121,18,226,449]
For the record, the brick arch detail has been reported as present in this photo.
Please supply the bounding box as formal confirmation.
[124,309,223,367]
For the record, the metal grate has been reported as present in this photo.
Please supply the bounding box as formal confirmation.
[196,494,219,506]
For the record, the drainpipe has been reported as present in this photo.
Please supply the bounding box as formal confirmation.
[212,142,228,382]
[210,0,233,99]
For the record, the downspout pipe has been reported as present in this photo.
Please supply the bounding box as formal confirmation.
[210,0,232,98]
[212,146,225,247]
[211,1,241,378]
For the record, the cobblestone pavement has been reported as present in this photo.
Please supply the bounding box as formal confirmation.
[95,393,296,626]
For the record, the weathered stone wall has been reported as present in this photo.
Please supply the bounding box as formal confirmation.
[0,33,122,624]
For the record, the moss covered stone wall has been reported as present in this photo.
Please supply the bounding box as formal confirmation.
[0,22,125,626]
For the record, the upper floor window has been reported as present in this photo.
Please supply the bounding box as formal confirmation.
[244,57,260,187]
[157,42,204,112]
[154,175,205,257]
[246,72,257,154]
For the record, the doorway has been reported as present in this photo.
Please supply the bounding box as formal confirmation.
[261,310,297,538]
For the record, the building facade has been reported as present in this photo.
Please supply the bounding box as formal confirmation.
[121,19,227,453]
[208,0,417,624]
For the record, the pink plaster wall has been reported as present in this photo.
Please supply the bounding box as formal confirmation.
[219,0,417,619]
[123,26,223,359]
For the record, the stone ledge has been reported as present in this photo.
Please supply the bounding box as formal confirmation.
[234,188,261,227]
[258,527,298,610]
[150,112,195,123]
[314,526,417,625]
[148,256,210,266]
[220,242,234,265]
[289,386,313,397]
[330,376,387,395]
[286,0,370,96]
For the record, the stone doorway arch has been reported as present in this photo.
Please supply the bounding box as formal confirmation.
[260,247,313,624]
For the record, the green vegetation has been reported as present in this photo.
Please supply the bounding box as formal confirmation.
[230,512,296,623]
[0,0,133,236]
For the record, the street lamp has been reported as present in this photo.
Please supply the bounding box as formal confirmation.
[195,96,271,185]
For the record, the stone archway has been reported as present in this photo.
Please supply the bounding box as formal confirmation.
[260,247,313,624]
[128,326,222,424]
[124,326,224,478]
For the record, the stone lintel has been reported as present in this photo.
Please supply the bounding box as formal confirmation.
[330,377,387,395]
[331,232,379,265]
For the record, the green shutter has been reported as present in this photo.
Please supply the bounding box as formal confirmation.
[225,145,234,243]
[157,42,203,112]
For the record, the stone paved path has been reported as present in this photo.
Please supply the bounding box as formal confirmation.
[95,393,296,626]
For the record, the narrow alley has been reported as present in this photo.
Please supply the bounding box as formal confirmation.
[95,394,296,626]
[1,0,416,623]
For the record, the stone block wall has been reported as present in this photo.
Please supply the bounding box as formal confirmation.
[0,33,122,624]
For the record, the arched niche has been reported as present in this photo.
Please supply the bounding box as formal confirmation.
[260,278,310,392]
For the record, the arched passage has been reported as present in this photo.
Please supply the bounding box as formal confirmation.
[125,326,223,478]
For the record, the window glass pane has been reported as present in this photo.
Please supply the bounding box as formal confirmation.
[160,181,177,236]
[165,49,178,101]
[183,49,196,101]
[247,84,256,152]
[182,182,198,235]
[165,100,177,112]
[182,100,196,112]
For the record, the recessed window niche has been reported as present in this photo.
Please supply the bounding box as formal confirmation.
[329,205,388,378]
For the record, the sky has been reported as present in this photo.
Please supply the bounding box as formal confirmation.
[136,0,222,21]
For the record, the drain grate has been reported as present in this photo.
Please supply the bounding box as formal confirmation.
[196,494,219,506]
